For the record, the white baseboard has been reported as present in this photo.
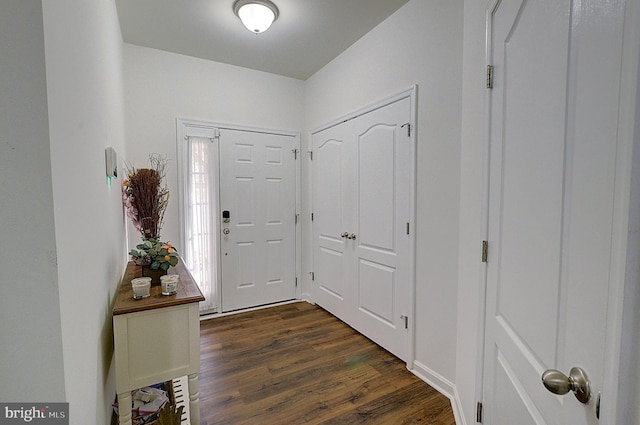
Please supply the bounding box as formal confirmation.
[410,360,466,425]
[199,299,303,321]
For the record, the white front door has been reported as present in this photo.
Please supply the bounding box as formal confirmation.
[219,129,297,312]
[312,95,413,361]
[482,0,627,423]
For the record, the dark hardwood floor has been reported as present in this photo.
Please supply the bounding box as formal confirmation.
[198,302,455,425]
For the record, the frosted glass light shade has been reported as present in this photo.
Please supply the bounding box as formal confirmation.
[233,0,279,34]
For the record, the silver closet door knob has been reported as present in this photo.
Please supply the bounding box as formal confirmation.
[542,367,591,404]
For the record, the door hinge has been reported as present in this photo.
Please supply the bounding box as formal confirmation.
[311,212,314,221]
[310,272,315,281]
[400,315,408,329]
[486,65,494,89]
[406,222,410,235]
[482,240,488,263]
[295,277,298,287]
[292,148,299,159]
[295,213,300,224]
[476,401,483,423]
[308,150,313,160]
[401,122,412,137]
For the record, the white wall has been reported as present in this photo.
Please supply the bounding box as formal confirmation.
[122,44,305,248]
[304,0,463,395]
[42,0,127,422]
[0,0,65,401]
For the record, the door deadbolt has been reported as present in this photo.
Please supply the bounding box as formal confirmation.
[542,367,591,404]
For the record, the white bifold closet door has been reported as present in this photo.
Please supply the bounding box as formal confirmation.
[312,96,412,361]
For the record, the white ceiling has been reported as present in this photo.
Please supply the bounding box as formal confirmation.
[115,0,409,80]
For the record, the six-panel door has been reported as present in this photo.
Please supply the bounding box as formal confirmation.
[219,129,297,312]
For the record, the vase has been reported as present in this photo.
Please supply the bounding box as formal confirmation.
[141,266,167,285]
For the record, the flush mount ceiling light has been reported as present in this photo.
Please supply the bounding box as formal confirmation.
[233,0,279,34]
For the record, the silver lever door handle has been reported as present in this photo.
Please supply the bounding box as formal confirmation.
[542,367,591,404]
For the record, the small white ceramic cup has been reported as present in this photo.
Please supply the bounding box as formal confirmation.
[131,277,152,299]
[160,274,179,296]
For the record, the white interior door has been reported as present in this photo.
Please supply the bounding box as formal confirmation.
[219,129,297,312]
[312,120,355,319]
[482,0,626,423]
[312,95,413,361]
[351,98,412,361]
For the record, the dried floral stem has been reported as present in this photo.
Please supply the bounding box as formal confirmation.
[123,154,169,240]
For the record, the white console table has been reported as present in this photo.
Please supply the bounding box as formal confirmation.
[113,262,204,425]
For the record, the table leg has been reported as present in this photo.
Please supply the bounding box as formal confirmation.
[117,391,132,425]
[188,373,200,425]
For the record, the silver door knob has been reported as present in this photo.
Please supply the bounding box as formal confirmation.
[542,367,591,404]
[223,228,230,235]
[348,233,356,240]
[341,232,349,238]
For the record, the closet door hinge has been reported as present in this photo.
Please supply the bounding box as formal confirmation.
[486,65,494,89]
[308,151,314,160]
[406,222,410,235]
[401,122,412,137]
[311,212,314,221]
[400,315,409,329]
[292,148,299,159]
[476,401,483,423]
[295,213,300,224]
[295,277,298,287]
[482,240,488,263]
[310,272,315,281]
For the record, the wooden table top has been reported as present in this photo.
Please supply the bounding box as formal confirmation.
[113,261,205,316]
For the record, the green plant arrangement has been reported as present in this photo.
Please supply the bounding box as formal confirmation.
[129,238,179,271]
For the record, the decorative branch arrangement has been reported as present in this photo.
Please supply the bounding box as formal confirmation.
[157,403,184,425]
[122,154,169,240]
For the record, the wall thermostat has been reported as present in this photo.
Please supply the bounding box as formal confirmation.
[105,147,118,178]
